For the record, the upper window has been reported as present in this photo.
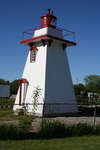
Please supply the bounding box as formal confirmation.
[30,46,38,63]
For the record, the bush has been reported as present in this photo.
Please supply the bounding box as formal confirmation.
[94,124,100,135]
[0,123,35,140]
[37,120,66,138]
[0,124,23,140]
[70,123,93,136]
[19,115,34,133]
[37,121,100,138]
[0,120,100,140]
[0,115,34,140]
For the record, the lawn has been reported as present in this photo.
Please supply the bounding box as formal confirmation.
[0,109,19,121]
[0,136,100,150]
[0,98,17,121]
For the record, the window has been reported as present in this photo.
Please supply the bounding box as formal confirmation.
[30,46,38,63]
[31,50,36,62]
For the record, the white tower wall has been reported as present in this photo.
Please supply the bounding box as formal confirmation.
[43,41,77,115]
[14,26,77,116]
[14,45,48,116]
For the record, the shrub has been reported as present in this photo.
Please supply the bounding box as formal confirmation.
[37,120,100,138]
[94,124,100,135]
[19,115,34,133]
[0,120,100,140]
[70,123,93,136]
[37,120,66,138]
[0,124,24,140]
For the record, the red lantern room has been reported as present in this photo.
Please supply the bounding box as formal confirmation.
[41,9,57,28]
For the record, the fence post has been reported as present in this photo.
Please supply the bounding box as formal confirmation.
[93,102,96,127]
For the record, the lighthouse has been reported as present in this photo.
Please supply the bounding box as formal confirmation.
[13,9,77,116]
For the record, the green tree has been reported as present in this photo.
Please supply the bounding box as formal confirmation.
[10,80,19,95]
[74,83,85,95]
[0,78,10,85]
[84,75,100,94]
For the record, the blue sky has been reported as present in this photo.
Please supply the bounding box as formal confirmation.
[0,0,100,84]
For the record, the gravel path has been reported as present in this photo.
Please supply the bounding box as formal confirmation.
[43,117,100,125]
[0,120,19,125]
[31,116,100,132]
[0,117,100,132]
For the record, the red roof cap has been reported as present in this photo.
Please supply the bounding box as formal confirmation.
[41,9,57,28]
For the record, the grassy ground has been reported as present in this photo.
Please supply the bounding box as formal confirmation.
[0,136,100,150]
[0,109,19,121]
[0,98,17,121]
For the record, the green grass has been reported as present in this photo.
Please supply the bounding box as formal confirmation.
[0,136,100,150]
[0,109,19,121]
[0,98,17,121]
[0,98,15,106]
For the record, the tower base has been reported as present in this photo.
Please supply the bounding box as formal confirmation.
[14,102,77,117]
[43,103,77,117]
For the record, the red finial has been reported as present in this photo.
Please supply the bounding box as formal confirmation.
[48,8,50,14]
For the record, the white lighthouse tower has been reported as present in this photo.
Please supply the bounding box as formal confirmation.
[13,9,77,116]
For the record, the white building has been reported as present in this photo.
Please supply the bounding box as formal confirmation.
[13,9,77,116]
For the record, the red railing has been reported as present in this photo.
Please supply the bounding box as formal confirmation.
[22,26,76,43]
